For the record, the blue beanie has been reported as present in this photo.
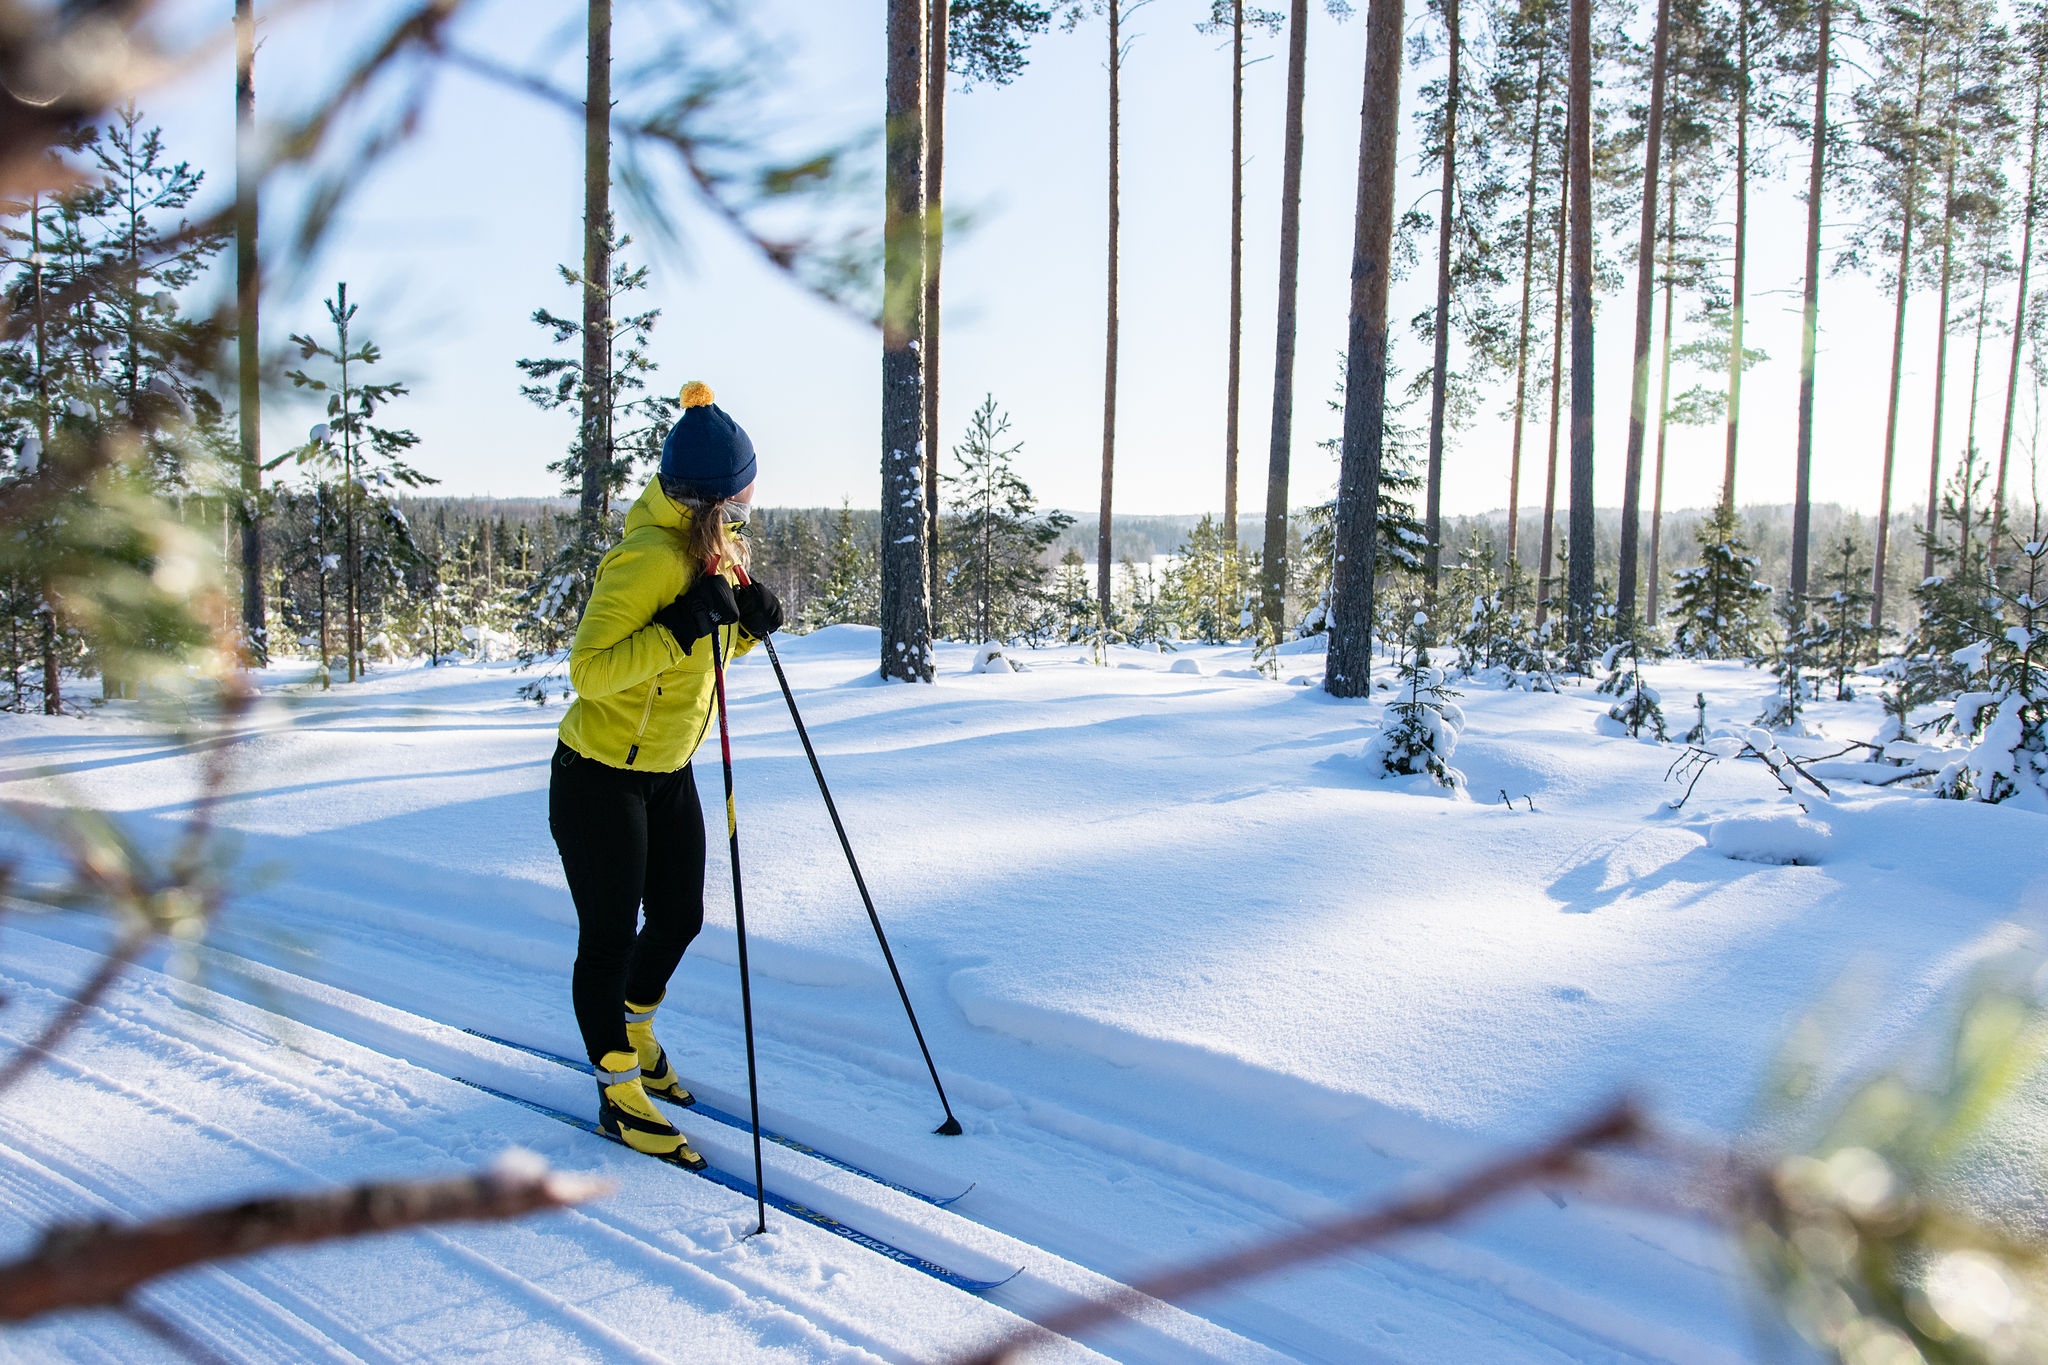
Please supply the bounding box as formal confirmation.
[659,381,757,501]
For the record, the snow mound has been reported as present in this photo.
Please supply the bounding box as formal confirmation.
[969,643,1019,674]
[1169,657,1203,675]
[1705,813,1834,865]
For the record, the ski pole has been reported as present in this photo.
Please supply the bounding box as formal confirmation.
[708,618,770,1236]
[724,566,962,1136]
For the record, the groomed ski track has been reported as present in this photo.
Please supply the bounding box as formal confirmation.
[8,629,2007,1360]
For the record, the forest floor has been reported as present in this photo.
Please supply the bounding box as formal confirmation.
[1,628,2042,1363]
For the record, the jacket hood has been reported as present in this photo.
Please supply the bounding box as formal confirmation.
[624,479,690,537]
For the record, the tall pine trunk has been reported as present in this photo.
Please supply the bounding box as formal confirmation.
[1566,0,1595,659]
[1992,68,2043,577]
[1871,43,1927,629]
[1618,0,1671,624]
[235,0,263,663]
[924,0,948,612]
[1789,0,1830,608]
[1647,159,1677,626]
[1096,2,1122,617]
[1721,1,1749,510]
[1505,47,1551,570]
[1224,0,1246,542]
[1422,0,1460,592]
[882,0,933,681]
[1260,0,1311,630]
[1923,71,1960,584]
[581,0,612,523]
[1535,108,1569,631]
[1325,0,1406,697]
[31,196,56,714]
[1958,255,1990,568]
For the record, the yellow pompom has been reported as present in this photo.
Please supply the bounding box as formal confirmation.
[678,380,715,408]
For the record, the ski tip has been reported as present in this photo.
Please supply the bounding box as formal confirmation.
[934,1116,964,1136]
[936,1180,976,1207]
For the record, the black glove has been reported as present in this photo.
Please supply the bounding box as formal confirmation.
[736,581,784,639]
[653,573,739,649]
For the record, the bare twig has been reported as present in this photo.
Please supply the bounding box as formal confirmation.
[0,923,151,1096]
[955,1100,1645,1365]
[118,1298,233,1365]
[0,1159,610,1322]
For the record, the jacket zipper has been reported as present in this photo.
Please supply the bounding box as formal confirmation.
[625,683,660,766]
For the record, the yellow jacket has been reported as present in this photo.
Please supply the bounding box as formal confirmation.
[557,480,755,771]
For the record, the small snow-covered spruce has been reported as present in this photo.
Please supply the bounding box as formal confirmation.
[1445,530,1504,675]
[939,395,1073,644]
[1808,532,1880,700]
[1669,502,1773,659]
[1683,691,1710,744]
[1599,637,1668,740]
[1901,460,2001,704]
[1756,598,1814,735]
[1933,527,2048,808]
[1367,612,1467,787]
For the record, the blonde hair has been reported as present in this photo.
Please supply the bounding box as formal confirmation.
[680,496,752,574]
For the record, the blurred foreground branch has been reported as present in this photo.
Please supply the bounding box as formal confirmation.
[959,1099,1646,1365]
[0,1155,610,1322]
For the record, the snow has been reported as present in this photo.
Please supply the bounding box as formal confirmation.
[1,638,2042,1361]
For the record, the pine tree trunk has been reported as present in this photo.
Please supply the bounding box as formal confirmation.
[924,0,948,612]
[1992,70,2042,577]
[236,0,264,664]
[1535,106,1569,632]
[1618,0,1669,626]
[1261,0,1311,630]
[1097,2,1122,619]
[1422,0,1460,593]
[1325,0,1406,697]
[1924,86,1959,584]
[1958,255,1989,568]
[1873,42,1927,630]
[1507,48,1551,572]
[1720,5,1749,510]
[580,0,612,523]
[31,196,56,715]
[1789,0,1830,610]
[1565,0,1595,660]
[882,0,933,681]
[1647,162,1676,628]
[1224,0,1245,543]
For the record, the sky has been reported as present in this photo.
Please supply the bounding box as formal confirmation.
[131,0,2044,522]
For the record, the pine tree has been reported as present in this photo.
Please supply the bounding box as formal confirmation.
[286,282,433,685]
[883,0,935,680]
[1668,502,1772,658]
[809,501,881,629]
[940,394,1071,642]
[1163,513,1250,644]
[512,230,678,689]
[1756,598,1812,734]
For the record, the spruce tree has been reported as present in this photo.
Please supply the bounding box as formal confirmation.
[1668,502,1772,658]
[1810,532,1879,700]
[1369,610,1467,787]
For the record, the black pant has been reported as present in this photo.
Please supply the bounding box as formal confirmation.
[549,740,707,1065]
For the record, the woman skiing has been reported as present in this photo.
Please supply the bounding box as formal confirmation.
[549,381,784,1168]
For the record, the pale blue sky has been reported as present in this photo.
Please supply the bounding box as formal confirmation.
[136,0,2032,522]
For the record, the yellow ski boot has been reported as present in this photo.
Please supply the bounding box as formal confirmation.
[595,1050,706,1169]
[625,995,695,1105]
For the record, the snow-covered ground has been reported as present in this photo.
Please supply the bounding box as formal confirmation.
[2,629,2041,1363]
